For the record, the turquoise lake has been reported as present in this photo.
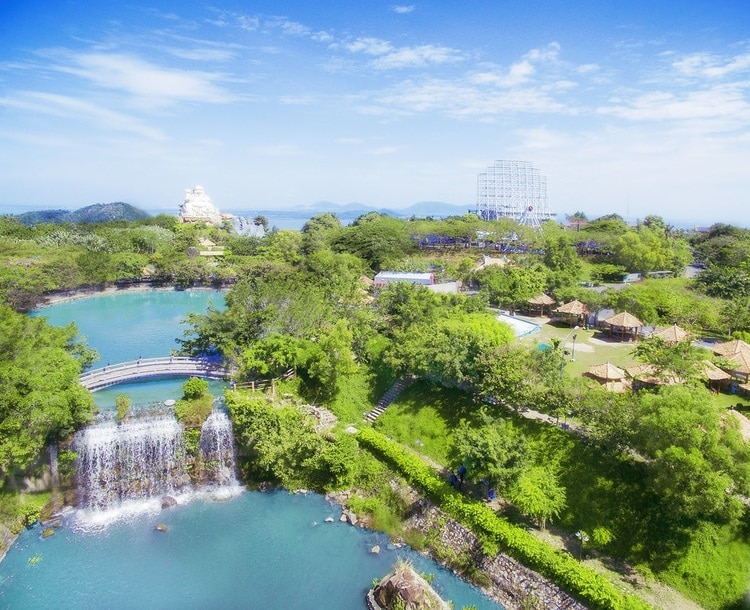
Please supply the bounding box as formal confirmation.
[2,289,500,609]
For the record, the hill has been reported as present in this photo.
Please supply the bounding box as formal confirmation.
[17,202,150,225]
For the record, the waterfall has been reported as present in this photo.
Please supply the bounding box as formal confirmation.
[74,417,191,510]
[199,410,238,486]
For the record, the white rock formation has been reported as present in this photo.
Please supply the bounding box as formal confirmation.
[179,186,222,225]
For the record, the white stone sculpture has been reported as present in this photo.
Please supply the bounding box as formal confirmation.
[179,186,222,225]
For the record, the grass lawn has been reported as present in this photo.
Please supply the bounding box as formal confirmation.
[519,317,640,376]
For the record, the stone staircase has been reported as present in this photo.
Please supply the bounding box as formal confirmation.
[364,376,415,423]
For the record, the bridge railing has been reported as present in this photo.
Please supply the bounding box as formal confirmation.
[79,357,231,391]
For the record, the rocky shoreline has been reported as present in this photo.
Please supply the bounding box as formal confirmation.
[38,283,228,308]
[327,486,587,610]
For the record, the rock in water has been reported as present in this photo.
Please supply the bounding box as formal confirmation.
[369,561,451,610]
[179,186,222,225]
[161,496,177,509]
[155,523,169,532]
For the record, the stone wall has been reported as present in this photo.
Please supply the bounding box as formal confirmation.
[402,498,588,610]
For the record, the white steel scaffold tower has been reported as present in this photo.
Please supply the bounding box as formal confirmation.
[476,160,553,228]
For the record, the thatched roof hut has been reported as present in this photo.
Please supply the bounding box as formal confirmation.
[527,293,556,316]
[712,340,750,382]
[585,362,629,392]
[649,324,690,345]
[603,311,644,342]
[703,360,732,382]
[554,300,588,327]
[713,339,750,358]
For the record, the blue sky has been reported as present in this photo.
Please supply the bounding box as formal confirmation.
[1,0,749,225]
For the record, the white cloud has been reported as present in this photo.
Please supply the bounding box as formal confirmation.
[364,78,569,117]
[163,47,238,62]
[372,44,465,69]
[392,5,415,14]
[597,86,750,128]
[673,51,750,79]
[525,42,560,63]
[238,15,260,31]
[0,91,166,140]
[345,37,393,56]
[53,52,234,107]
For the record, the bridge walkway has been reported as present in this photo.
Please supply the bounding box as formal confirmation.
[79,357,230,392]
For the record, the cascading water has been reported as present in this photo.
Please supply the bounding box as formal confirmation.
[74,416,191,510]
[199,410,238,486]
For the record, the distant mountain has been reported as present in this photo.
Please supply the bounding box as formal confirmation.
[255,200,472,221]
[17,202,150,225]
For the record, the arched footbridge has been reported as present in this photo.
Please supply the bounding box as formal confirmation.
[79,357,231,392]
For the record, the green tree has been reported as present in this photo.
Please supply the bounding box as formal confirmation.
[115,394,131,422]
[450,418,530,492]
[509,466,567,530]
[182,377,209,400]
[332,213,412,271]
[301,213,342,255]
[0,306,95,482]
[475,265,547,312]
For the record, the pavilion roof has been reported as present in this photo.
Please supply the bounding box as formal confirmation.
[703,360,732,381]
[603,311,644,328]
[586,362,626,381]
[713,339,750,358]
[728,350,750,375]
[555,300,588,315]
[528,293,556,305]
[650,324,690,344]
[625,363,681,385]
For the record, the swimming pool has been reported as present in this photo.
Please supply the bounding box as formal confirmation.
[497,313,542,338]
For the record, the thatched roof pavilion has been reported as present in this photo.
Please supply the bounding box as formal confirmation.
[585,362,629,391]
[603,311,644,342]
[527,293,556,316]
[649,324,690,344]
[713,339,750,358]
[712,340,750,382]
[703,360,732,382]
[554,300,588,327]
[625,363,663,386]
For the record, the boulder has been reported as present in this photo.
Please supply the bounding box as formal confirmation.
[41,527,55,539]
[161,496,177,510]
[325,516,335,523]
[370,545,381,554]
[155,523,169,532]
[369,561,451,610]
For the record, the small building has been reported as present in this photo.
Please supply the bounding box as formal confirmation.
[649,324,690,345]
[373,271,435,288]
[554,300,588,327]
[585,362,630,392]
[602,311,644,341]
[527,293,556,316]
[712,340,750,384]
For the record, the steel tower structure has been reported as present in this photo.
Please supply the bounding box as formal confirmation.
[476,160,553,228]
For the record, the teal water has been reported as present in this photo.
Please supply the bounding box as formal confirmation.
[32,289,228,411]
[7,290,501,609]
[32,288,226,366]
[0,491,497,609]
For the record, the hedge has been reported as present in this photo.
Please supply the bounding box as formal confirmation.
[356,427,652,610]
